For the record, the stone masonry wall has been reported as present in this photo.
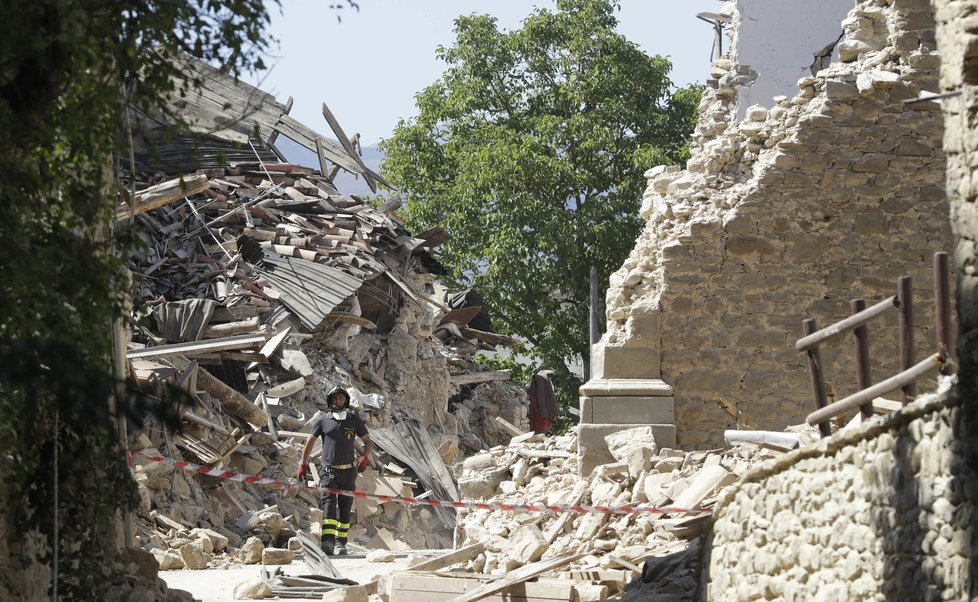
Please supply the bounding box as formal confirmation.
[603,0,950,448]
[702,382,973,601]
[935,1,978,595]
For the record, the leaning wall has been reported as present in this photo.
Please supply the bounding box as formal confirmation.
[599,0,950,449]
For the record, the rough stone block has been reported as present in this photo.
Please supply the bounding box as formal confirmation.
[591,342,659,380]
[261,547,294,565]
[233,577,272,600]
[322,585,368,602]
[580,396,675,424]
[577,423,677,476]
[825,80,859,99]
[239,537,264,564]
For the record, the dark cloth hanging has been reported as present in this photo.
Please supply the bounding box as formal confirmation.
[528,372,558,434]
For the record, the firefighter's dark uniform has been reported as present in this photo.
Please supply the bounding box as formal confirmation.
[310,410,368,551]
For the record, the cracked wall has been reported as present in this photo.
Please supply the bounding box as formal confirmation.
[603,0,950,449]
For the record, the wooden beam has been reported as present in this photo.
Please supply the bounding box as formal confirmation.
[116,174,210,222]
[451,370,512,387]
[450,553,588,602]
[126,333,267,360]
[806,352,943,425]
[406,543,485,573]
[321,102,395,190]
[795,296,897,351]
[202,316,260,339]
[169,356,268,429]
[389,572,577,602]
[320,102,377,192]
[494,416,523,438]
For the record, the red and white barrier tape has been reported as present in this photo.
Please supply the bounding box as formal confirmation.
[130,450,710,516]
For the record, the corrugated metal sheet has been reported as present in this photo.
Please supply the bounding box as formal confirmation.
[256,252,363,331]
[370,420,459,528]
[152,298,220,342]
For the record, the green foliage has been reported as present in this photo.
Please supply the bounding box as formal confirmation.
[0,0,276,597]
[381,0,700,402]
[474,345,538,387]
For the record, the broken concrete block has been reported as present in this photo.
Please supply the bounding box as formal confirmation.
[152,548,184,570]
[190,527,229,553]
[604,426,658,479]
[178,541,211,570]
[122,546,159,584]
[366,549,396,563]
[322,585,368,602]
[507,523,548,564]
[239,537,264,564]
[590,479,624,507]
[241,508,284,543]
[280,349,314,378]
[261,547,294,565]
[233,577,272,599]
[459,466,509,499]
[133,448,174,489]
[670,465,735,511]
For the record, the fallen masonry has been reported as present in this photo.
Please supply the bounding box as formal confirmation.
[117,52,819,602]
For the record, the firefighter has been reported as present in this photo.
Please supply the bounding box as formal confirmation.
[297,385,372,555]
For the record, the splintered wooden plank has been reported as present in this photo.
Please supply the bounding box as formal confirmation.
[274,114,362,175]
[450,370,511,387]
[494,416,523,438]
[405,543,485,573]
[320,102,378,192]
[117,174,210,222]
[389,572,576,602]
[450,553,587,602]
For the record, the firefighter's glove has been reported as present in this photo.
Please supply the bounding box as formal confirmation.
[356,455,369,473]
[297,463,307,481]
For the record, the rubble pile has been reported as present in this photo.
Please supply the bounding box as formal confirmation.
[454,427,782,600]
[122,160,531,570]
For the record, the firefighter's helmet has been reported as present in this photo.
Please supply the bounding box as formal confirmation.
[326,385,351,409]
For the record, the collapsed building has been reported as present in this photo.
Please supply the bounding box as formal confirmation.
[122,56,530,575]
[117,0,978,599]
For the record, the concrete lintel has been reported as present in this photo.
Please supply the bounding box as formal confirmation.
[579,378,674,397]
[577,423,678,476]
[580,396,675,425]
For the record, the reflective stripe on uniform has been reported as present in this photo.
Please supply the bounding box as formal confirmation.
[322,518,340,537]
[335,522,350,537]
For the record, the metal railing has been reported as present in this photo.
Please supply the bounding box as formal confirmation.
[796,252,953,436]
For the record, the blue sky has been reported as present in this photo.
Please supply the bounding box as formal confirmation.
[248,0,721,149]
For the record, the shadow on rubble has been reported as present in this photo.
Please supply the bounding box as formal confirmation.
[605,539,702,602]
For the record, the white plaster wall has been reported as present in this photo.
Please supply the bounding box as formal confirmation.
[734,0,854,115]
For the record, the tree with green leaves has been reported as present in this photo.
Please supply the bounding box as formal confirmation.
[381,0,700,402]
[0,1,279,597]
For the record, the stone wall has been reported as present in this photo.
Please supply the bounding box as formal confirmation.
[602,0,950,449]
[936,0,978,393]
[702,382,973,601]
